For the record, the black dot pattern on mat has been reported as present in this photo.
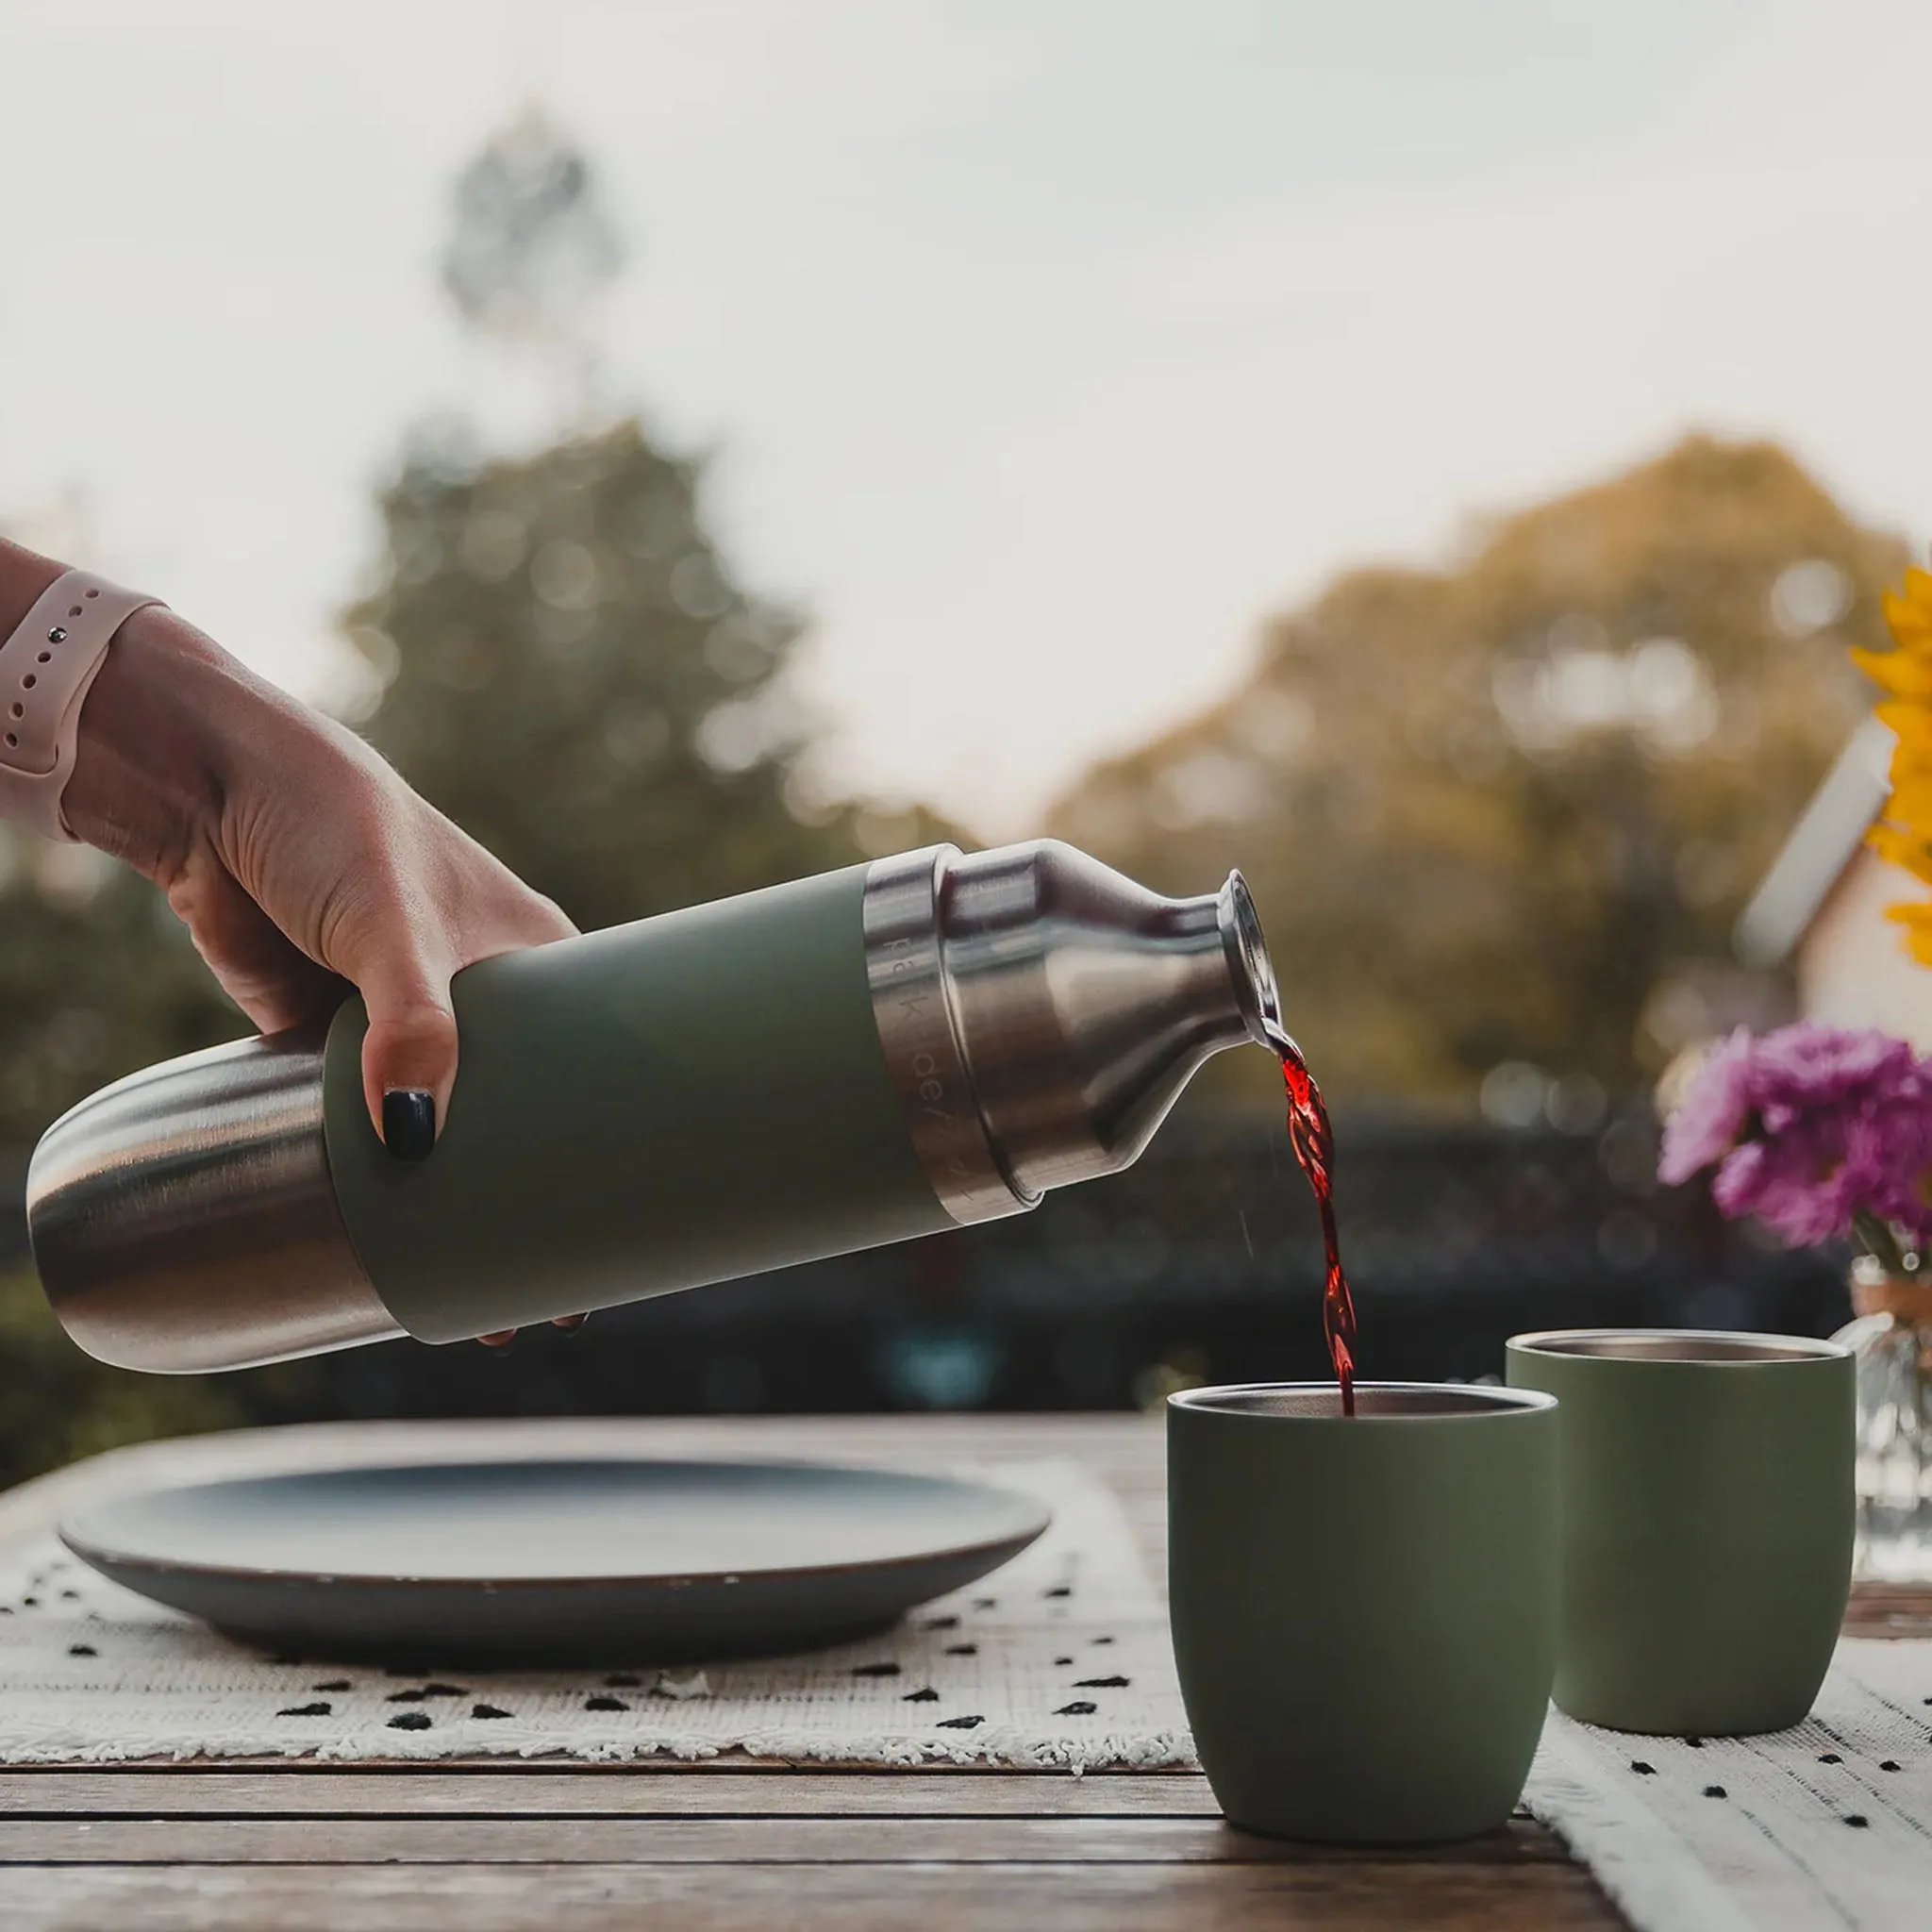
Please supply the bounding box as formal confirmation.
[1043,1586,1072,1599]
[1074,1675,1129,1689]
[972,1598,996,1609]
[67,1644,96,1657]
[605,1674,641,1688]
[1702,1786,1726,1799]
[1054,1657,1074,1667]
[585,1696,628,1712]
[1091,1636,1115,1646]
[387,1684,467,1703]
[1846,1814,1871,1828]
[1684,1736,1705,1748]
[902,1688,940,1704]
[388,1712,432,1731]
[924,1616,959,1631]
[311,1680,352,1693]
[1631,1762,1656,1775]
[22,1597,37,1607]
[944,1644,977,1657]
[852,1662,901,1677]
[1819,1753,1842,1764]
[1882,1761,1903,1773]
[278,1703,332,1718]
[473,1705,513,1721]
[1056,1701,1097,1717]
[935,1714,985,1730]
[58,1589,78,1601]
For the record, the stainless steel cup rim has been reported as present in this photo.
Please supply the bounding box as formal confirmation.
[1169,1381,1557,1422]
[1507,1327,1850,1366]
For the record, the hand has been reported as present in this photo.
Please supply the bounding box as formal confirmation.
[0,546,584,1343]
[63,603,578,1139]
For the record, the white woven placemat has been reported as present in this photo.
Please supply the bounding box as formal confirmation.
[1524,1640,1932,1932]
[0,1458,1189,1769]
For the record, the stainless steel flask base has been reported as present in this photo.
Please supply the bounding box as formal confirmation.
[25,1030,403,1372]
[27,840,1281,1373]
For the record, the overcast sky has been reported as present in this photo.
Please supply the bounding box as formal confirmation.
[5,0,1930,832]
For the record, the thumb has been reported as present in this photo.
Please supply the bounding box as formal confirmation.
[350,951,461,1162]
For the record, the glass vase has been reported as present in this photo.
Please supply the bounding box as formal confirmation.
[1836,1256,1932,1585]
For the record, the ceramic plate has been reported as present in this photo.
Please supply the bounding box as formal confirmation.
[59,1458,1051,1667]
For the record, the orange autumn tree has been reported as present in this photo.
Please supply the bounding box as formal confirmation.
[1051,438,1905,1105]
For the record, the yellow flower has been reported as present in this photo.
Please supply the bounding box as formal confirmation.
[1866,566,1932,957]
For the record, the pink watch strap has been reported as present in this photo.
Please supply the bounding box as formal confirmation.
[0,570,163,842]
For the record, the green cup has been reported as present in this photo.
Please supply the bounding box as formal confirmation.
[1505,1329,1855,1736]
[1167,1383,1558,1844]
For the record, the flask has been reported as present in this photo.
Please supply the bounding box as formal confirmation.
[27,840,1280,1373]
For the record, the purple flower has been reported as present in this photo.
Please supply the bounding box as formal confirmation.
[1658,1021,1932,1250]
[1658,1028,1756,1185]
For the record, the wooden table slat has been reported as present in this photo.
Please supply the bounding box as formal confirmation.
[0,1771,1224,1819]
[0,1861,1626,1932]
[0,1814,1583,1867]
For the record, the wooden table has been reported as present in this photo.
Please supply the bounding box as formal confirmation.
[0,1413,1629,1930]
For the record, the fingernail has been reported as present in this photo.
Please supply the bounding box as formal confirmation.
[382,1089,437,1162]
[554,1314,589,1338]
[479,1333,517,1355]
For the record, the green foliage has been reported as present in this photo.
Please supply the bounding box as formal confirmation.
[0,843,239,1146]
[0,1269,246,1488]
[1052,437,1904,1104]
[346,418,882,929]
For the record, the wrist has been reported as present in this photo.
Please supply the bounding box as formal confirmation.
[57,600,319,878]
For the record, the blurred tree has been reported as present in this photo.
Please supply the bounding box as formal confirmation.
[350,107,958,926]
[0,1267,246,1487]
[441,107,625,425]
[343,418,957,929]
[0,838,236,1144]
[1051,438,1905,1107]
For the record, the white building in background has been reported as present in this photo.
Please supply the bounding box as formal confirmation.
[1736,718,1932,1047]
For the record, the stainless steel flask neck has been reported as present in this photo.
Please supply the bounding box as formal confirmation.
[862,841,1281,1224]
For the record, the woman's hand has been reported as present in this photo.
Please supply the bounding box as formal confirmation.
[1,544,581,1343]
[62,602,578,1141]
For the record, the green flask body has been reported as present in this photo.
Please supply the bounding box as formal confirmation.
[324,864,951,1343]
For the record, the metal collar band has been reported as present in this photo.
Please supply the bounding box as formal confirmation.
[860,846,1034,1225]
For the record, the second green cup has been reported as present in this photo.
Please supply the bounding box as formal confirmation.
[1506,1328,1855,1736]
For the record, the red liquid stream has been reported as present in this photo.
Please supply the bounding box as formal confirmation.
[1276,1035,1357,1417]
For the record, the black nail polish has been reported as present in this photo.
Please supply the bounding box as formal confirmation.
[382,1090,437,1161]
